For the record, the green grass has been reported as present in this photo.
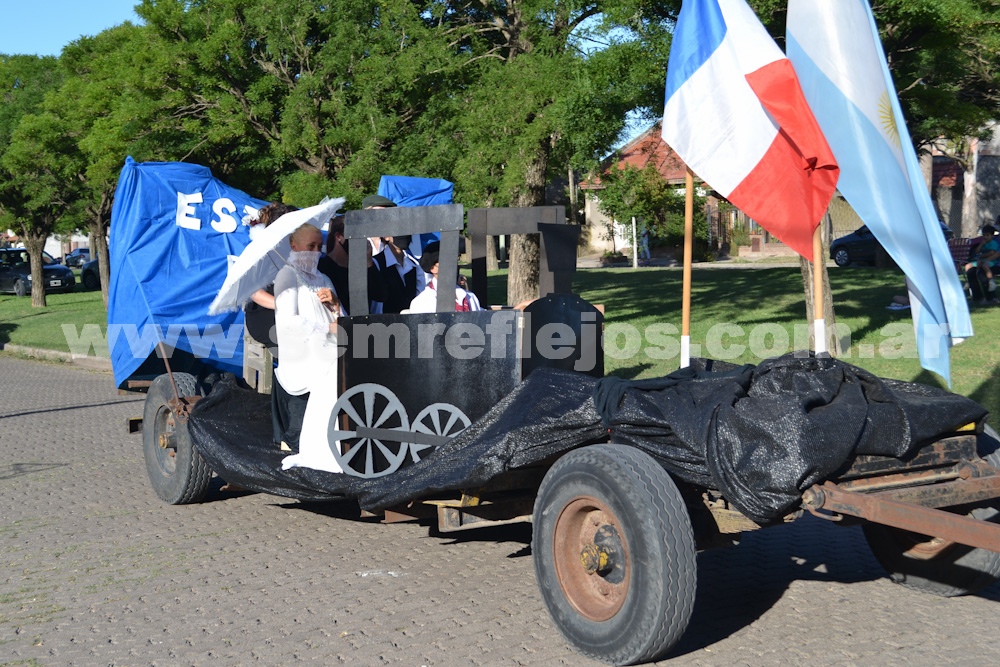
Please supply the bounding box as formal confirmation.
[491,266,1000,430]
[0,288,107,355]
[3,267,998,429]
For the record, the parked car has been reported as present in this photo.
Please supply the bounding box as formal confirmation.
[831,223,954,267]
[63,248,91,268]
[0,248,76,296]
[80,258,101,291]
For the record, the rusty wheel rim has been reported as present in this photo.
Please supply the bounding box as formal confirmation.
[552,495,631,622]
[152,404,178,474]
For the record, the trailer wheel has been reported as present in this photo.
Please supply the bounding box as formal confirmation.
[864,425,1000,597]
[142,373,212,504]
[532,444,696,666]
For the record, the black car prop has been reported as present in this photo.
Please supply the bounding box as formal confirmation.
[135,205,1000,666]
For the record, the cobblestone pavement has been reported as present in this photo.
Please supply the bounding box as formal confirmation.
[2,355,999,667]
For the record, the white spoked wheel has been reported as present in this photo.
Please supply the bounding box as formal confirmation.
[409,403,471,462]
[328,383,411,478]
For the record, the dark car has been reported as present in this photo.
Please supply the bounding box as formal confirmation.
[80,258,102,290]
[63,247,91,268]
[0,248,76,296]
[831,223,954,267]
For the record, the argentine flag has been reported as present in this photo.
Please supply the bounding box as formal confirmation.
[787,0,973,385]
[662,0,839,260]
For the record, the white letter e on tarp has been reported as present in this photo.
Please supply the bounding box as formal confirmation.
[176,192,204,230]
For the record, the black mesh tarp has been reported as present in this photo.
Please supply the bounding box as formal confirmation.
[187,354,987,523]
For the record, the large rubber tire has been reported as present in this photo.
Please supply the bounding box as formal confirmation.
[863,425,1000,597]
[82,271,99,290]
[142,373,212,504]
[833,247,851,267]
[532,444,697,666]
[13,279,27,297]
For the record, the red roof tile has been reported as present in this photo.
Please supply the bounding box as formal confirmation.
[582,123,688,189]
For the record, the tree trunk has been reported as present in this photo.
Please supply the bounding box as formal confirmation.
[88,219,110,309]
[506,142,549,306]
[799,218,841,355]
[960,139,980,237]
[507,232,540,305]
[486,235,499,271]
[21,228,49,308]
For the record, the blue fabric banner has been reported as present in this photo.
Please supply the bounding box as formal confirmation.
[108,157,270,388]
[377,175,454,250]
[377,175,453,207]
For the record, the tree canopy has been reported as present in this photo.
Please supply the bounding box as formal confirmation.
[0,0,997,306]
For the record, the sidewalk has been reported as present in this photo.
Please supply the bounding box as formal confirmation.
[0,342,113,372]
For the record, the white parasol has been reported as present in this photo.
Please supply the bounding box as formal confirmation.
[208,197,345,315]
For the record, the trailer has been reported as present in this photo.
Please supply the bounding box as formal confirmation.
[136,204,1000,666]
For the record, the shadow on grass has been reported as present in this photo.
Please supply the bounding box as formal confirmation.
[970,361,1000,429]
[607,363,656,380]
[0,322,14,346]
[574,266,906,330]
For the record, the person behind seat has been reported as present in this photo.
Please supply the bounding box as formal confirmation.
[406,241,482,313]
[375,234,425,313]
[317,214,386,315]
[272,224,340,451]
[966,223,999,305]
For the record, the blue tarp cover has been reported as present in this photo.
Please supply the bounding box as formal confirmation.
[108,157,269,388]
[378,175,453,250]
[377,175,453,207]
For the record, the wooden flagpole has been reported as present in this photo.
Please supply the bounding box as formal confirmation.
[812,224,827,355]
[681,167,694,368]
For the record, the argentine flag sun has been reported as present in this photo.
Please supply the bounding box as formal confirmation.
[787,0,973,384]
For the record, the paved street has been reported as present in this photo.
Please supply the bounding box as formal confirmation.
[2,355,999,667]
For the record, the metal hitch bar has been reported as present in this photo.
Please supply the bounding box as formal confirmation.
[802,478,1000,554]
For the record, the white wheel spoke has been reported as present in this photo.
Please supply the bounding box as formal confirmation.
[363,388,377,427]
[427,410,441,434]
[373,402,398,429]
[341,440,366,464]
[341,401,364,429]
[409,443,432,463]
[374,439,406,467]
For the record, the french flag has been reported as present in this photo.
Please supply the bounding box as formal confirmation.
[662,0,839,260]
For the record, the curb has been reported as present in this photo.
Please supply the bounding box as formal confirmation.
[0,343,113,372]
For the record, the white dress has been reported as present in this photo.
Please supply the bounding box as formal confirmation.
[273,265,338,396]
[274,263,346,474]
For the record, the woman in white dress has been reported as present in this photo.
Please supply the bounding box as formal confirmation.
[271,223,340,450]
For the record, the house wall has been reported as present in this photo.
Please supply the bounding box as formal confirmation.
[932,122,1000,235]
[582,192,628,254]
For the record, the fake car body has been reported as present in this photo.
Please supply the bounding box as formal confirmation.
[122,179,1000,666]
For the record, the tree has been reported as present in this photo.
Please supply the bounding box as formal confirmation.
[127,1,682,304]
[438,1,680,303]
[0,55,69,307]
[752,0,1000,235]
[596,163,693,251]
[53,23,175,307]
[135,0,466,205]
